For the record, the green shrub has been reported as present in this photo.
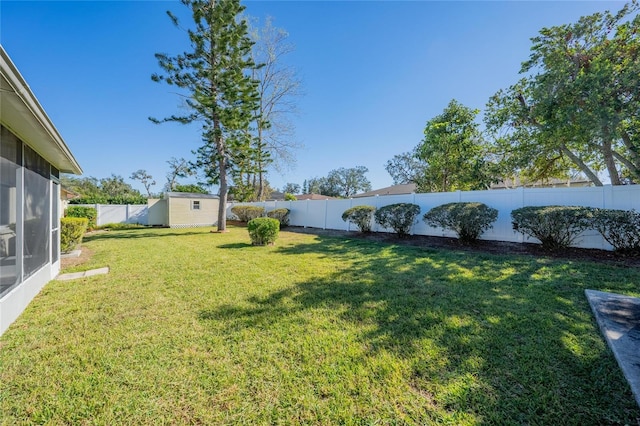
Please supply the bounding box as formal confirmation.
[592,208,640,253]
[374,203,421,237]
[284,193,297,201]
[231,205,265,222]
[247,217,280,246]
[511,206,593,250]
[65,206,97,230]
[266,208,290,228]
[342,205,376,233]
[423,202,498,243]
[60,217,88,253]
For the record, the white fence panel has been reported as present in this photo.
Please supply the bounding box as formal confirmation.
[326,199,352,231]
[73,204,148,226]
[98,205,149,226]
[610,185,640,210]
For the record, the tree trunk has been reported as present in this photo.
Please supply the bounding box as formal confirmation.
[620,130,640,170]
[215,121,228,232]
[559,144,603,186]
[256,126,265,201]
[612,151,640,183]
[601,128,622,185]
[217,155,228,232]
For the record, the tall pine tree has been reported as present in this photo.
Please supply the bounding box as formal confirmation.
[151,0,260,231]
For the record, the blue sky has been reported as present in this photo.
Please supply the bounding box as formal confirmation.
[0,1,625,195]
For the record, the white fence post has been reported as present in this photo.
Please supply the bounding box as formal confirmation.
[323,199,328,230]
[305,200,309,228]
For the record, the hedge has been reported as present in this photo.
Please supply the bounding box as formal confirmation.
[266,208,290,228]
[60,217,88,253]
[342,205,376,233]
[65,206,97,230]
[511,206,593,250]
[423,202,498,243]
[592,208,640,253]
[231,206,265,222]
[374,203,421,237]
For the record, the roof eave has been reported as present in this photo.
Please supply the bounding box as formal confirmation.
[0,45,82,175]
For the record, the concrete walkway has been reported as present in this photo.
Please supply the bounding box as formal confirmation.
[586,289,640,408]
[57,267,109,281]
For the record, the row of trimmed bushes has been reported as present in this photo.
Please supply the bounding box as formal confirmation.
[341,202,640,253]
[342,202,498,243]
[512,206,640,252]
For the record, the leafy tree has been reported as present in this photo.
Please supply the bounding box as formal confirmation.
[165,157,196,192]
[99,174,142,199]
[282,182,300,194]
[323,167,371,197]
[384,148,433,192]
[230,179,275,202]
[304,177,323,194]
[173,183,208,194]
[151,0,261,231]
[249,16,303,200]
[485,2,640,185]
[417,99,495,192]
[61,175,101,199]
[130,169,156,197]
[63,174,146,204]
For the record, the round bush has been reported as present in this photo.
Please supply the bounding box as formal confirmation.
[342,205,376,233]
[423,202,498,243]
[511,205,593,250]
[266,208,290,228]
[247,217,280,246]
[374,203,420,237]
[60,217,89,253]
[592,208,640,253]
[231,205,265,222]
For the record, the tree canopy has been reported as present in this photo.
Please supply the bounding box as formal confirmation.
[485,1,640,185]
[416,99,495,192]
[303,167,371,198]
[63,174,146,204]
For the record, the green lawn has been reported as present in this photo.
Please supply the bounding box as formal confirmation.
[1,226,639,425]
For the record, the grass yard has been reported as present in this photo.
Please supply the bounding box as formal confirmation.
[1,226,639,425]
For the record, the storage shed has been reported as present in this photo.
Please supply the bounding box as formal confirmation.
[148,192,219,228]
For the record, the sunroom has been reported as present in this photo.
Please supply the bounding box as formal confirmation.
[1,45,82,335]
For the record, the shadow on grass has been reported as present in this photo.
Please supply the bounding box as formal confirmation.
[198,234,640,423]
[84,230,208,242]
[217,243,253,249]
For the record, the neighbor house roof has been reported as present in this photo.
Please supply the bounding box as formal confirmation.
[352,183,417,198]
[295,193,338,201]
[490,176,593,190]
[0,45,82,174]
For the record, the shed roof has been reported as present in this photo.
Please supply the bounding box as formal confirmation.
[165,192,219,199]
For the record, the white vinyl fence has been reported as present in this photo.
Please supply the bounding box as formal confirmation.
[229,185,640,250]
[73,204,148,226]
